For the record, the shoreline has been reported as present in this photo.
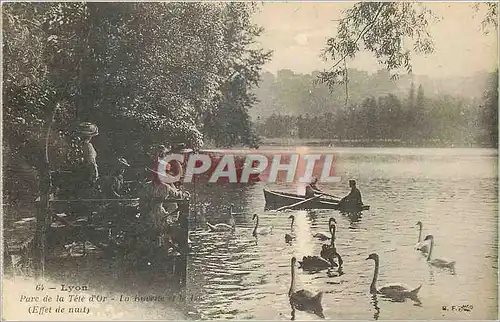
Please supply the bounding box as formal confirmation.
[259,137,497,149]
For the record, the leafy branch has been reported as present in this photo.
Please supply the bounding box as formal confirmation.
[325,3,388,73]
[472,2,498,34]
[317,2,438,104]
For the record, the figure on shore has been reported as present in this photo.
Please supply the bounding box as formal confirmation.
[160,143,193,251]
[76,122,100,197]
[139,144,190,250]
[103,157,130,198]
[168,142,193,188]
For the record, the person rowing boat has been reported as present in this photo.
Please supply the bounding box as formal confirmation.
[305,177,323,198]
[305,177,341,200]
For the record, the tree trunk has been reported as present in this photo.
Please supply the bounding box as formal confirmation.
[177,199,190,287]
[33,108,55,278]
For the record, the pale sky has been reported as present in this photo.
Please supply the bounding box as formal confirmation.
[252,2,499,78]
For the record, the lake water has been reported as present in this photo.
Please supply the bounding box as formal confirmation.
[186,147,498,320]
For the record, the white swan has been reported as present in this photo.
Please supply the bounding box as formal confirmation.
[300,243,339,271]
[207,220,234,232]
[229,203,244,216]
[252,214,273,237]
[206,207,235,232]
[289,257,325,318]
[415,221,430,253]
[300,222,340,270]
[285,215,295,244]
[313,217,336,241]
[424,235,456,270]
[366,253,422,303]
[326,221,345,269]
[324,233,344,276]
[320,223,338,262]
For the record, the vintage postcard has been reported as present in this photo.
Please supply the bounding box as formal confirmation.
[2,1,498,321]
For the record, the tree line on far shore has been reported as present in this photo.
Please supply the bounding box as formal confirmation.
[256,73,498,148]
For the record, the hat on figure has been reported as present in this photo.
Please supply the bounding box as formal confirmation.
[76,122,99,137]
[170,142,193,154]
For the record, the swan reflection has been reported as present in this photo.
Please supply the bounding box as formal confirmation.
[326,265,344,278]
[429,267,435,285]
[285,215,295,244]
[306,210,319,223]
[371,294,380,320]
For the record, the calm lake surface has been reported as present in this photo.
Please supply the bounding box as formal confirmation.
[186,147,498,320]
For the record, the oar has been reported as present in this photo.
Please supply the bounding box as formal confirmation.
[319,192,342,200]
[275,194,323,212]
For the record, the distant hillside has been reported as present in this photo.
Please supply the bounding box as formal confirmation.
[250,68,492,120]
[394,72,491,99]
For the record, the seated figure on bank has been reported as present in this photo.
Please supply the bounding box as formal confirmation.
[102,157,130,198]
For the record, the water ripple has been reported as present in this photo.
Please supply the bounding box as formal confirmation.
[187,149,497,320]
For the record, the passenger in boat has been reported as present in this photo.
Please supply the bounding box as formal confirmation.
[339,179,363,208]
[305,177,323,198]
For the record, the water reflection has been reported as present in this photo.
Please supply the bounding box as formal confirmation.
[293,211,316,258]
[344,212,363,229]
[326,266,344,279]
[188,204,332,319]
[306,210,319,223]
[371,294,380,320]
[289,295,325,320]
[285,215,295,244]
[427,262,456,276]
[429,267,436,284]
[188,148,498,320]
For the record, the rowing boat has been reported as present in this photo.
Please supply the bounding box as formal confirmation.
[263,188,370,212]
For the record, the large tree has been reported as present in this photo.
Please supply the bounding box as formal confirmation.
[3,2,271,204]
